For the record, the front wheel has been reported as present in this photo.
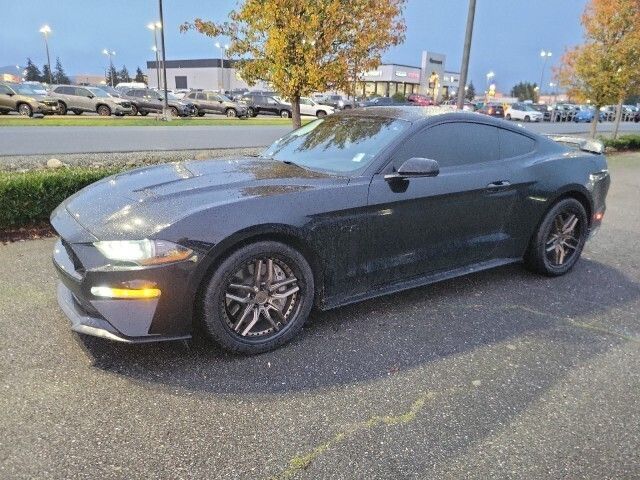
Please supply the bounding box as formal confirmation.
[18,103,33,117]
[97,105,111,116]
[280,109,291,118]
[524,115,530,122]
[247,107,257,117]
[316,110,327,118]
[226,108,237,118]
[169,106,179,117]
[72,109,83,115]
[524,198,588,276]
[505,114,511,120]
[201,241,315,354]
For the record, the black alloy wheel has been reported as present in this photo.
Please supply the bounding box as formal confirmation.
[525,198,588,276]
[201,241,314,354]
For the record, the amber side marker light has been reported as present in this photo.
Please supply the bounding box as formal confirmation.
[91,286,161,299]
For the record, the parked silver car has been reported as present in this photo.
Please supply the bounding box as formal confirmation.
[49,85,132,116]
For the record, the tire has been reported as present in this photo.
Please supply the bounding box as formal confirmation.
[17,103,33,117]
[129,104,138,116]
[169,106,179,117]
[505,114,511,120]
[226,108,237,118]
[280,109,291,118]
[57,102,67,115]
[524,115,530,122]
[198,110,206,117]
[201,241,315,354]
[316,110,327,118]
[524,198,588,276]
[0,110,8,115]
[97,105,111,116]
[247,107,257,117]
[72,109,83,115]
[139,110,149,116]
[343,105,352,109]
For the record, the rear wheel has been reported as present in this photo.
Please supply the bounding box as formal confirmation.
[72,109,83,115]
[129,104,138,116]
[280,109,291,118]
[197,109,206,117]
[201,241,314,354]
[247,107,257,117]
[316,110,327,118]
[524,115,530,122]
[226,108,237,118]
[525,198,588,276]
[18,103,33,117]
[57,102,67,115]
[506,113,511,120]
[139,110,149,116]
[169,106,179,117]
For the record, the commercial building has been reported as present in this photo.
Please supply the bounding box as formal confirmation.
[0,65,24,83]
[146,58,269,91]
[146,50,459,100]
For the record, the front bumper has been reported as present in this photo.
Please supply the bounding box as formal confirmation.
[36,102,59,114]
[113,104,133,115]
[53,238,192,343]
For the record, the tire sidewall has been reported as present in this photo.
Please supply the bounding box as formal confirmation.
[528,198,588,276]
[201,241,314,354]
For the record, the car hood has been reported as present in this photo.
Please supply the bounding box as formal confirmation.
[56,157,341,240]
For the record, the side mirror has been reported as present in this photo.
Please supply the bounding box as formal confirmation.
[6,92,14,97]
[385,157,440,180]
[87,94,94,99]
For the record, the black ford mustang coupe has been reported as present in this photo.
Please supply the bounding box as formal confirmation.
[52,108,610,354]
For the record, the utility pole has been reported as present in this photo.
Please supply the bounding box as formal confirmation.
[456,0,476,109]
[158,0,169,118]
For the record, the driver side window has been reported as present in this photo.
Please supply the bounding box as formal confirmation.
[393,122,500,170]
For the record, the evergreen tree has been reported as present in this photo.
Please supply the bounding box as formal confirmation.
[42,63,53,84]
[465,81,476,100]
[53,57,71,84]
[510,81,538,101]
[24,58,43,82]
[134,66,145,83]
[105,65,118,86]
[118,65,131,83]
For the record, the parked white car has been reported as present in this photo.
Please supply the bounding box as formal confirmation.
[275,96,334,117]
[505,102,544,122]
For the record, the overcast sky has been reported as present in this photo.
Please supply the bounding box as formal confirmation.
[1,0,587,91]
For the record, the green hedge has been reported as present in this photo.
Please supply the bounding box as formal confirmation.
[0,167,122,229]
[602,134,640,151]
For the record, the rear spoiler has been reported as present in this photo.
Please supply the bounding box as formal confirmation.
[545,135,604,154]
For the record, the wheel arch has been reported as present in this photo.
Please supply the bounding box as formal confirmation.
[190,224,325,328]
[550,187,593,226]
[96,103,111,114]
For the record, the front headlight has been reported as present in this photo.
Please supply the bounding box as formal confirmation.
[94,239,193,266]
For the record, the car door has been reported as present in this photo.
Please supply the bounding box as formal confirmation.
[299,98,313,116]
[365,120,520,286]
[74,87,94,112]
[206,93,224,114]
[264,96,280,115]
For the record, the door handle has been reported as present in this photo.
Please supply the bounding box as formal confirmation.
[486,180,511,190]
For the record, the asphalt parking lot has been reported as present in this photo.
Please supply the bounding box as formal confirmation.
[1,153,639,479]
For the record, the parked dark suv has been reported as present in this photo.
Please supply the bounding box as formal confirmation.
[123,89,196,117]
[183,90,248,118]
[239,93,292,118]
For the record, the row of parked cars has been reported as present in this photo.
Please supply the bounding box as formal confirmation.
[474,101,640,123]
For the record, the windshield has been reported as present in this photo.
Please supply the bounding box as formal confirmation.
[14,84,39,95]
[523,105,537,111]
[167,92,180,100]
[87,88,110,98]
[261,116,410,173]
[219,94,233,102]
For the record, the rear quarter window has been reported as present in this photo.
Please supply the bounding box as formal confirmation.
[498,128,536,159]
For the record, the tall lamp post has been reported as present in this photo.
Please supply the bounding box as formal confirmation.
[147,22,162,89]
[102,49,116,87]
[456,0,477,110]
[39,25,52,84]
[539,50,552,95]
[215,42,229,91]
[485,71,495,100]
[157,0,169,118]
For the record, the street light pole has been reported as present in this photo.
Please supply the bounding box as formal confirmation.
[102,49,116,87]
[148,22,162,89]
[39,25,52,84]
[456,0,477,110]
[215,42,229,92]
[539,50,552,96]
[157,0,169,118]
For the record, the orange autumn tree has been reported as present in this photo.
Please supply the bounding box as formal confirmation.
[181,0,406,128]
[556,0,640,138]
